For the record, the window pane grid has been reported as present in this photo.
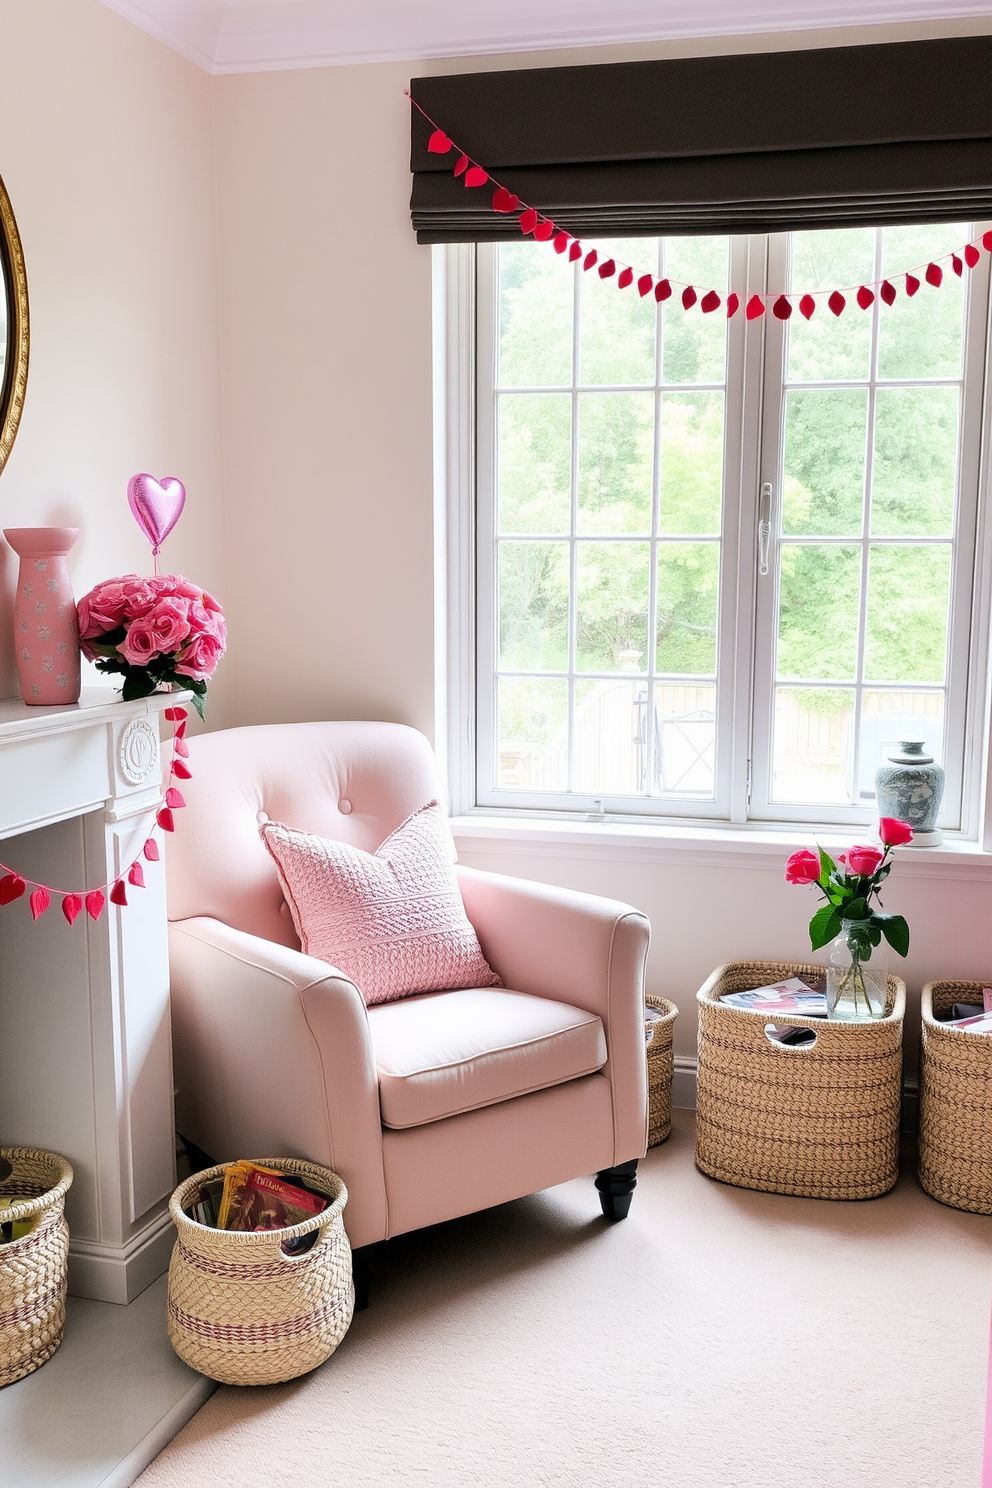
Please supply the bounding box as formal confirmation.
[492,237,727,801]
[767,223,965,810]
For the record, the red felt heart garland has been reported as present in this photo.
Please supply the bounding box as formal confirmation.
[0,707,191,927]
[408,91,992,324]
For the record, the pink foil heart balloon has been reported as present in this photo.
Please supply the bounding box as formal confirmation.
[127,474,186,567]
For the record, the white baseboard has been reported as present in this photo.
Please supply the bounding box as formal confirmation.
[672,1057,697,1110]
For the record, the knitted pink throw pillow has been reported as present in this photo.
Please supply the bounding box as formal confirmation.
[259,799,501,1006]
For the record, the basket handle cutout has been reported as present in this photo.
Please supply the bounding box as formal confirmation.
[764,1022,818,1050]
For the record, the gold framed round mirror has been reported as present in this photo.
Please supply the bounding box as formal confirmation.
[0,173,28,478]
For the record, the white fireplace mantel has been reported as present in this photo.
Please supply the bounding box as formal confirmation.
[0,687,182,1303]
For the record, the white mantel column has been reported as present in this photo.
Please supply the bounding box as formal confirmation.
[0,689,182,1302]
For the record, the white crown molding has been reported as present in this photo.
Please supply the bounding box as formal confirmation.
[98,0,227,72]
[97,0,992,75]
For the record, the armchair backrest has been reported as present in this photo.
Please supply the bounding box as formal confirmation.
[166,721,445,946]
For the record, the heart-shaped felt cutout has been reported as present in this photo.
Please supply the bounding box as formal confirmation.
[427,129,452,154]
[828,291,847,316]
[464,166,488,189]
[0,873,25,905]
[128,474,186,555]
[492,187,519,214]
[799,294,816,320]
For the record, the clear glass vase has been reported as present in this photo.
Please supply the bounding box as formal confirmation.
[826,920,888,1020]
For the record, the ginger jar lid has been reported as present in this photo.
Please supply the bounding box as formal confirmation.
[887,739,934,766]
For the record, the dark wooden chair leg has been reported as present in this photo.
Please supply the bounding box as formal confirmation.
[352,1246,376,1311]
[595,1159,639,1221]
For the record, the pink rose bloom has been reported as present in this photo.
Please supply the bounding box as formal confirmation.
[121,577,159,617]
[187,600,226,642]
[785,848,820,885]
[175,630,225,680]
[149,596,191,654]
[78,580,130,635]
[200,589,223,614]
[879,817,913,847]
[118,618,160,666]
[160,574,203,601]
[846,844,884,876]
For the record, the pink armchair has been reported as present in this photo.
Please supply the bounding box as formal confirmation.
[166,721,650,1264]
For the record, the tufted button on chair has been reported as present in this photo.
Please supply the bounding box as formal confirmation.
[166,721,650,1261]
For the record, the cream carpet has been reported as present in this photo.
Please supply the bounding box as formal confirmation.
[137,1112,992,1488]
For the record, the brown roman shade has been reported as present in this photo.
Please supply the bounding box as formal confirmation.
[409,36,992,242]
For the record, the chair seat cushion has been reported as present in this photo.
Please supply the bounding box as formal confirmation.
[367,986,607,1129]
[259,800,500,1006]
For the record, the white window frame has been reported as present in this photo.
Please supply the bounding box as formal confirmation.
[436,233,992,845]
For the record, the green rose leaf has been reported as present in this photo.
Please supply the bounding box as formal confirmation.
[876,913,910,958]
[808,903,842,951]
[818,847,836,886]
[120,667,157,703]
[844,897,868,921]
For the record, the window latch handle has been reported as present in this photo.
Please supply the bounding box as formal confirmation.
[758,482,772,576]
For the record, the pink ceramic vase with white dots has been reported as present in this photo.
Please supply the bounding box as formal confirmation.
[4,527,81,705]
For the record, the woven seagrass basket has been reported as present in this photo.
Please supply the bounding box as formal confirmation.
[167,1159,354,1386]
[695,961,905,1200]
[0,1147,73,1386]
[919,979,992,1213]
[645,996,678,1147]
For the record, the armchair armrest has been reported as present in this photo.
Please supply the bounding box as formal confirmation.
[456,866,650,1164]
[168,916,388,1247]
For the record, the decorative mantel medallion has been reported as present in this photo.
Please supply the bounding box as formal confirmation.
[119,716,159,785]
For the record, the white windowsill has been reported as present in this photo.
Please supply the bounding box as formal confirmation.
[450,811,992,879]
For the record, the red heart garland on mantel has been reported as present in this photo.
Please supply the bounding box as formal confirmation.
[427,129,452,153]
[464,165,488,188]
[62,894,82,926]
[30,887,50,921]
[86,890,105,921]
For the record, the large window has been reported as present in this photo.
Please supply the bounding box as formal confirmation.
[459,223,992,831]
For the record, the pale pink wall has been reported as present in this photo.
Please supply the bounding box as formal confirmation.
[0,0,229,723]
[212,62,436,734]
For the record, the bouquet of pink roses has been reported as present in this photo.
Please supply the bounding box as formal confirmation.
[77,573,226,719]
